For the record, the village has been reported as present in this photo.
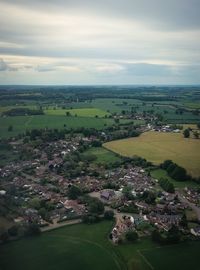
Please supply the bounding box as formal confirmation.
[1,131,200,244]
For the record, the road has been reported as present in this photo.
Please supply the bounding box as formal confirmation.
[41,218,82,232]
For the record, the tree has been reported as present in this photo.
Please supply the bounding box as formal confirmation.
[104,210,114,220]
[0,231,9,243]
[82,214,100,224]
[183,129,190,138]
[170,166,187,181]
[122,186,134,200]
[25,223,41,236]
[29,198,41,210]
[159,178,175,193]
[91,140,102,147]
[167,225,180,243]
[66,111,71,116]
[8,125,13,132]
[67,185,82,200]
[152,229,162,243]
[125,231,138,242]
[142,190,156,204]
[161,160,173,170]
[89,198,104,214]
[8,225,18,237]
[193,131,199,139]
[179,213,187,228]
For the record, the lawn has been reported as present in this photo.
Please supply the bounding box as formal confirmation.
[104,131,200,177]
[45,108,110,117]
[84,147,122,164]
[0,115,114,138]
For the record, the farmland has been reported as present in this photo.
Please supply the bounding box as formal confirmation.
[104,131,200,177]
[0,115,115,138]
[1,221,200,270]
[45,107,110,117]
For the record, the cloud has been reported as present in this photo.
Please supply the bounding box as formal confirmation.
[0,0,200,84]
[0,59,8,71]
[2,0,200,31]
[36,65,55,72]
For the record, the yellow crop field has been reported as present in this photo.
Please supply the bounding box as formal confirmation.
[104,131,200,177]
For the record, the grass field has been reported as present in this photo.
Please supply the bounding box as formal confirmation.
[0,115,115,138]
[0,221,124,270]
[140,241,200,270]
[150,169,199,188]
[104,131,200,177]
[45,108,110,117]
[1,221,200,270]
[83,147,122,164]
[0,105,37,115]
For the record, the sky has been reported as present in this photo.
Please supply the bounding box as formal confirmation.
[0,0,200,85]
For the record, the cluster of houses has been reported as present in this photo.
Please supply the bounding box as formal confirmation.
[150,124,180,133]
[111,215,135,243]
[1,135,200,242]
[183,187,200,206]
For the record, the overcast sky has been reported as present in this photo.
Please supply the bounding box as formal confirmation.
[0,0,200,85]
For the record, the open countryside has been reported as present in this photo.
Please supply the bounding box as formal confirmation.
[104,131,200,177]
[45,108,110,117]
[0,115,115,138]
[1,0,200,269]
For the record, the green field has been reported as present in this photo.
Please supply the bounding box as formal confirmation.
[0,105,37,115]
[0,221,124,270]
[83,147,122,164]
[45,108,110,117]
[0,115,115,138]
[104,131,200,177]
[140,241,200,270]
[1,221,200,270]
[150,169,199,189]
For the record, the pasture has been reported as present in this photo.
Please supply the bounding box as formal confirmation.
[45,107,110,117]
[104,131,200,177]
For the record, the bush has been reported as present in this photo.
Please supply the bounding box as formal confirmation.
[125,231,138,242]
[8,225,18,237]
[24,223,41,236]
[183,129,190,138]
[82,214,100,224]
[104,210,114,220]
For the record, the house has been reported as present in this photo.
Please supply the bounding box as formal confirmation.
[191,227,200,236]
[100,189,115,200]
